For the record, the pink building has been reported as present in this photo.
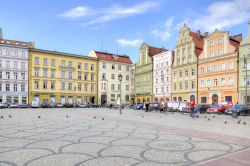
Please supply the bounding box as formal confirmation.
[153,51,173,102]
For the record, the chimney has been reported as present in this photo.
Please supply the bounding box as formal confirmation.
[0,28,3,39]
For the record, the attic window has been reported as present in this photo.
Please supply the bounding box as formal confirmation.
[112,55,119,61]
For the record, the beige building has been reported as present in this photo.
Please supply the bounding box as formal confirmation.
[88,50,133,105]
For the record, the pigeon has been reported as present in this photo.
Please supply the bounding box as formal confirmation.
[142,115,144,118]
[93,116,96,119]
[102,118,104,120]
[207,118,210,121]
[224,121,227,124]
[9,115,12,118]
[0,115,3,118]
[66,115,69,118]
[243,122,247,125]
[205,115,207,118]
[38,116,41,118]
[197,115,199,118]
[237,120,241,124]
[212,115,215,118]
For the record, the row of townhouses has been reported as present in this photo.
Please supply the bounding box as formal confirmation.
[1,22,250,106]
[135,23,250,106]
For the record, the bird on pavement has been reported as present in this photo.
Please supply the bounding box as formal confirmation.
[38,116,41,118]
[205,115,207,118]
[66,115,69,118]
[0,115,3,118]
[207,118,210,121]
[243,122,247,125]
[102,118,104,120]
[237,120,241,124]
[9,115,12,118]
[212,115,215,118]
[93,116,96,119]
[142,115,144,118]
[224,121,227,124]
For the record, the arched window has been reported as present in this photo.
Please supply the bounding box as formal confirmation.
[212,94,218,104]
[190,95,195,101]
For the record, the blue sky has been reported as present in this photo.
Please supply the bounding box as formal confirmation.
[1,0,250,63]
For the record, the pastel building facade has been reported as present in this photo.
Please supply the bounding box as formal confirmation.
[198,30,241,104]
[135,43,166,103]
[0,38,34,104]
[172,25,204,102]
[29,49,98,105]
[88,50,133,105]
[153,51,173,102]
[238,22,250,105]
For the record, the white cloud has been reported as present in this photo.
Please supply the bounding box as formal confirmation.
[59,1,160,27]
[189,0,250,32]
[151,17,174,41]
[116,39,143,47]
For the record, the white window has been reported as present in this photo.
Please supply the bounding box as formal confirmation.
[34,81,39,89]
[43,58,48,65]
[191,69,195,76]
[6,49,10,56]
[126,66,129,71]
[0,71,2,79]
[78,84,82,91]
[78,72,82,80]
[14,50,18,56]
[91,85,94,92]
[207,66,210,73]
[43,69,48,77]
[214,79,218,86]
[21,62,25,69]
[61,60,65,67]
[6,72,10,79]
[161,87,164,93]
[84,73,88,80]
[6,61,10,68]
[61,71,65,78]
[14,72,18,79]
[21,73,25,80]
[111,74,115,80]
[91,74,94,81]
[213,65,218,72]
[118,65,121,70]
[221,64,225,71]
[43,81,47,89]
[229,62,233,70]
[91,64,94,70]
[200,80,204,87]
[207,79,211,87]
[112,64,115,70]
[218,49,223,56]
[51,70,55,78]
[6,84,10,91]
[126,85,129,91]
[84,84,88,91]
[103,63,106,69]
[218,39,222,44]
[22,51,26,58]
[51,82,55,90]
[84,63,88,70]
[111,84,115,90]
[209,50,214,57]
[0,49,2,56]
[34,68,39,76]
[14,84,18,91]
[0,60,2,67]
[78,62,82,69]
[61,82,65,90]
[221,78,225,86]
[68,83,72,90]
[126,75,129,81]
[209,40,214,46]
[14,61,18,68]
[21,84,25,92]
[229,77,233,85]
[102,73,106,80]
[0,83,2,91]
[51,59,55,66]
[68,61,72,67]
[35,57,39,65]
[156,88,158,94]
[68,71,72,79]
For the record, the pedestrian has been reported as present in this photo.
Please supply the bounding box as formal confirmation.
[145,102,149,112]
[190,99,195,118]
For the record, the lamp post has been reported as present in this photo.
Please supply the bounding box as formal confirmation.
[244,55,248,106]
[118,74,123,115]
[74,86,76,110]
[161,73,164,102]
[207,87,210,104]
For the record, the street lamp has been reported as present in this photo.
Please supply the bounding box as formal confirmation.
[118,74,123,115]
[207,87,210,104]
[244,55,248,106]
[74,86,76,110]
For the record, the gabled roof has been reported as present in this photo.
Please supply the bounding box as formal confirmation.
[189,31,204,57]
[0,39,34,48]
[93,51,132,64]
[229,34,242,50]
[148,45,167,56]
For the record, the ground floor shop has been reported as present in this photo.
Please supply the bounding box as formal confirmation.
[29,92,97,105]
[135,95,152,103]
[172,92,197,103]
[0,94,28,104]
[198,90,238,104]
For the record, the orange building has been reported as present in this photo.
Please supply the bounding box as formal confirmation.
[198,30,242,104]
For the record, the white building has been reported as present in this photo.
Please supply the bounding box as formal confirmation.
[0,37,34,104]
[88,50,133,105]
[153,50,173,102]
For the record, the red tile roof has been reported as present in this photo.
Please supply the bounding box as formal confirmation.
[0,39,34,48]
[148,45,167,56]
[94,51,132,64]
[189,31,204,57]
[229,34,242,51]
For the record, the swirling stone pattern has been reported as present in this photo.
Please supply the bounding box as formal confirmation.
[0,113,247,166]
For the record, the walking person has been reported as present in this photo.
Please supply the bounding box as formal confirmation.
[190,99,195,118]
[145,102,149,112]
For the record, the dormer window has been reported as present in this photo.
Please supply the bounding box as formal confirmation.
[112,55,119,61]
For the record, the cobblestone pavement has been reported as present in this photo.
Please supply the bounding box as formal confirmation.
[0,108,249,166]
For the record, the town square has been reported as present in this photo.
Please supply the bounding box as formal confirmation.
[1,0,250,165]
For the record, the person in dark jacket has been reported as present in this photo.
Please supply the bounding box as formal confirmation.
[190,99,195,117]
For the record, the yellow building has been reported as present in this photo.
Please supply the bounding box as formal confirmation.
[29,49,98,105]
